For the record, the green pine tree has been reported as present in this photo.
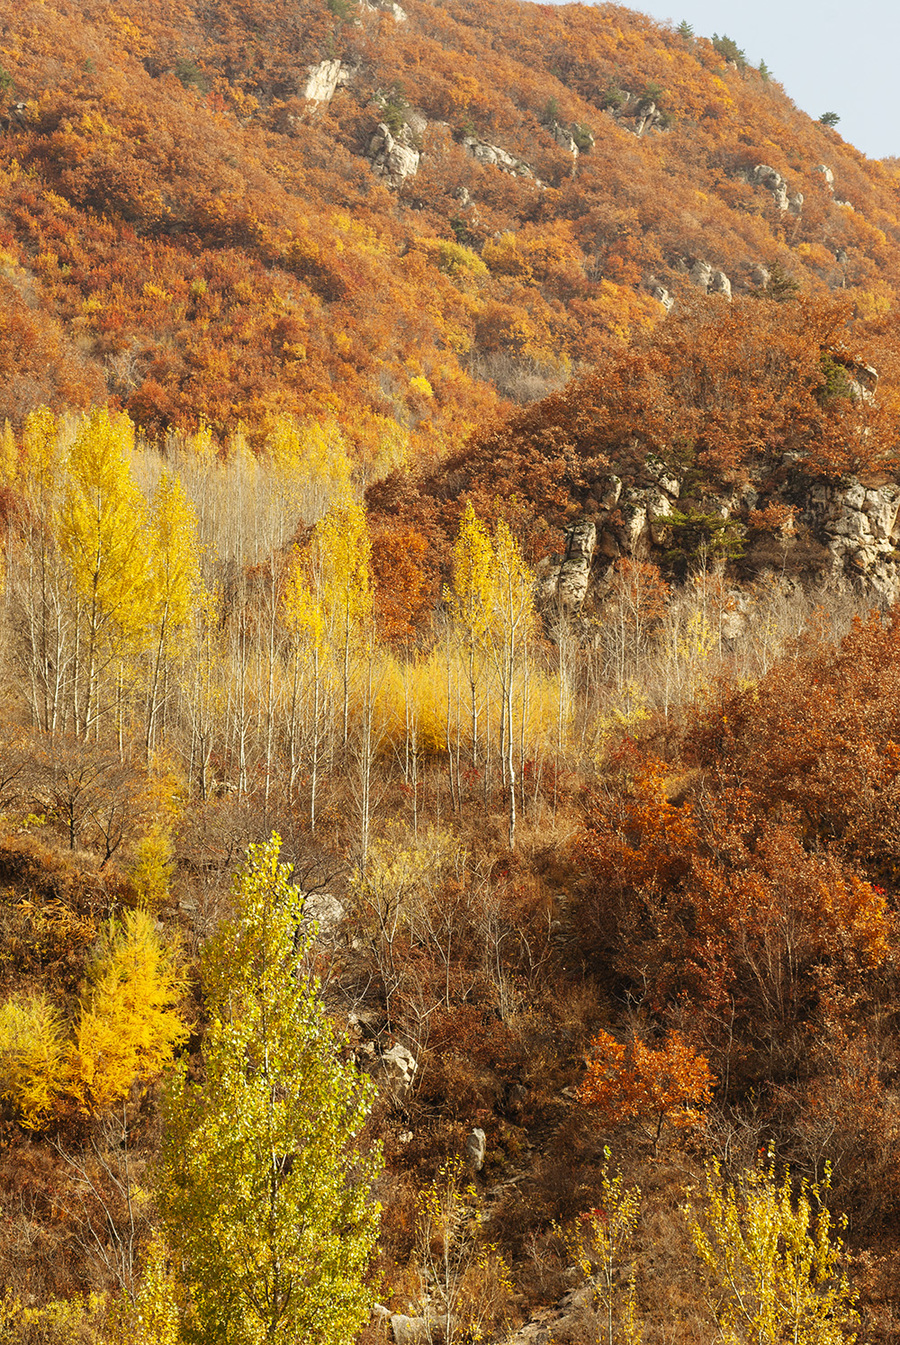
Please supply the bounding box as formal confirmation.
[158,835,382,1345]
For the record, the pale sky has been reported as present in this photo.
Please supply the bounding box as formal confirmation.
[555,0,900,161]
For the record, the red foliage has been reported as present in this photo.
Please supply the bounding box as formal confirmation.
[574,614,900,1096]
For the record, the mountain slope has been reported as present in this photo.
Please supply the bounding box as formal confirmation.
[0,0,898,470]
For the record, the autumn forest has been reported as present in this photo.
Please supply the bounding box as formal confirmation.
[3,0,900,1340]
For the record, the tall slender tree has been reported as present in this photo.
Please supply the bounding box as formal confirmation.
[159,836,382,1345]
[56,408,152,738]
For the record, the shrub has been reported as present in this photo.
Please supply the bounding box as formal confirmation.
[0,993,65,1130]
[65,909,188,1115]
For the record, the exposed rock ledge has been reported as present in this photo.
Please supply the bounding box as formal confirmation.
[539,465,900,615]
[462,137,538,180]
[738,163,803,215]
[367,122,421,186]
[302,59,352,104]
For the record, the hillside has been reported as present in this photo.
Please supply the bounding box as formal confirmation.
[3,2,900,1343]
[0,0,899,470]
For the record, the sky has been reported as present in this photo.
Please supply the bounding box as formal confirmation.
[570,0,900,161]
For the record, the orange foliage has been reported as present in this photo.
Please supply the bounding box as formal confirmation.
[0,0,896,465]
[370,524,437,644]
[577,1028,715,1154]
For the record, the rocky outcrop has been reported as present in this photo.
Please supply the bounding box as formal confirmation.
[463,137,536,178]
[540,517,597,611]
[360,0,408,19]
[366,1040,419,1102]
[815,163,835,193]
[539,461,900,617]
[553,121,593,153]
[742,163,802,214]
[603,90,666,137]
[367,122,420,186]
[549,122,577,156]
[548,121,588,175]
[690,259,732,299]
[466,1127,487,1171]
[645,275,674,312]
[805,478,900,602]
[748,163,789,210]
[302,59,351,103]
[633,100,664,137]
[300,891,346,939]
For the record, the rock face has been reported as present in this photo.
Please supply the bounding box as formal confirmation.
[633,99,663,137]
[542,518,597,611]
[645,275,674,312]
[549,122,577,156]
[806,478,900,602]
[466,1127,487,1171]
[300,891,345,939]
[367,122,420,186]
[745,163,801,214]
[690,259,732,299]
[463,137,535,178]
[302,59,351,103]
[815,163,835,193]
[749,163,790,210]
[539,459,900,617]
[370,1041,418,1102]
[360,0,408,19]
[547,121,586,174]
[604,90,665,137]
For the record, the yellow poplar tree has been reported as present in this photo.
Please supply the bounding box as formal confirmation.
[311,501,372,748]
[144,471,203,758]
[686,1157,860,1345]
[65,908,187,1115]
[487,518,535,849]
[447,501,494,774]
[266,415,354,522]
[20,405,61,492]
[282,551,330,829]
[56,408,153,736]
[159,836,381,1344]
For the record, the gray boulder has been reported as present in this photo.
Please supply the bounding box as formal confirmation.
[391,1315,430,1345]
[466,1127,487,1171]
[463,137,535,179]
[300,892,346,939]
[368,123,420,187]
[373,1042,418,1102]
